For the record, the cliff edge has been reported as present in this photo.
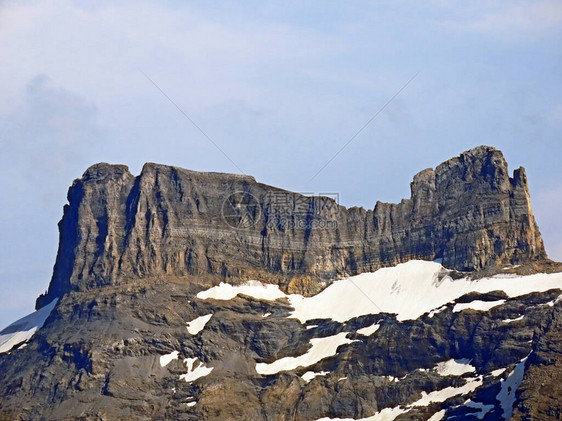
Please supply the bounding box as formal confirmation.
[36,145,547,309]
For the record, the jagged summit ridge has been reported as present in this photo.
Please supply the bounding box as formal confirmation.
[37,145,546,309]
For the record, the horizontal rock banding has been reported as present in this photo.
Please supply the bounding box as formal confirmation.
[36,146,546,308]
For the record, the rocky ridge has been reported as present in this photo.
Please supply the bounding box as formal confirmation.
[37,145,547,309]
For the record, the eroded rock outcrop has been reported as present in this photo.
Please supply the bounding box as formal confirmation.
[37,146,547,309]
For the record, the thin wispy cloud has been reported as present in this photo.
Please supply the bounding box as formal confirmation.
[437,0,562,40]
[1,75,101,196]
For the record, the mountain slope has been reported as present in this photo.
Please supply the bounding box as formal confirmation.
[2,261,562,420]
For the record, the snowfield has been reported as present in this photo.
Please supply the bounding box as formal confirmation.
[497,355,529,420]
[8,260,554,357]
[197,260,562,322]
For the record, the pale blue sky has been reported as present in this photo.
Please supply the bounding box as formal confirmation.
[1,0,561,327]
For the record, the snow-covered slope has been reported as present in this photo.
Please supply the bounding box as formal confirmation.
[197,260,562,322]
[0,298,58,354]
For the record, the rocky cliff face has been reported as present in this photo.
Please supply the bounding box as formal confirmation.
[36,146,546,309]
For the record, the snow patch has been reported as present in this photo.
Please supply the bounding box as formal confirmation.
[452,299,505,313]
[180,358,214,382]
[256,332,355,375]
[502,315,524,323]
[357,323,380,336]
[197,280,286,301]
[490,368,507,377]
[492,273,519,279]
[497,356,528,420]
[540,294,562,307]
[159,350,179,367]
[0,299,58,354]
[314,374,484,420]
[186,313,213,335]
[435,358,476,376]
[301,371,329,383]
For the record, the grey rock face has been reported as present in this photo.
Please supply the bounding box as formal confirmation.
[36,145,546,309]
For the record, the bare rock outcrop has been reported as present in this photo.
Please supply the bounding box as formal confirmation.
[37,145,547,308]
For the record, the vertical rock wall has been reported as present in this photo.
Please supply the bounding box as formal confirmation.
[36,146,546,308]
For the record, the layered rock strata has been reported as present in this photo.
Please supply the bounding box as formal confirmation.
[37,146,546,308]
